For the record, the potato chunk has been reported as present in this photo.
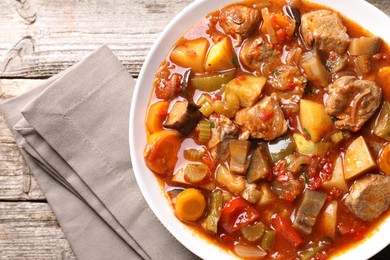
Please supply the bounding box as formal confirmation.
[319,200,338,238]
[205,37,236,72]
[321,156,348,191]
[293,133,329,156]
[299,99,333,142]
[170,38,209,73]
[227,75,266,108]
[343,136,376,180]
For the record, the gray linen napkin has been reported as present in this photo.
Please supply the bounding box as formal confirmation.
[0,45,199,260]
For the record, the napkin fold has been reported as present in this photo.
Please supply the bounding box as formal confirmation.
[0,45,199,260]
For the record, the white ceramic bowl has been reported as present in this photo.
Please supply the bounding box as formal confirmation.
[130,0,390,259]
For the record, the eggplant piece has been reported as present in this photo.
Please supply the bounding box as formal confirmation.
[374,101,390,141]
[247,143,272,183]
[283,5,301,36]
[229,140,251,174]
[180,69,192,99]
[164,100,201,135]
[352,54,372,76]
[300,50,331,88]
[348,36,381,56]
[293,190,327,234]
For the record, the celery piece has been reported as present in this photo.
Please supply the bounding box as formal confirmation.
[374,102,390,141]
[260,230,276,251]
[191,69,236,92]
[184,163,208,184]
[201,190,223,234]
[198,120,211,143]
[241,222,265,242]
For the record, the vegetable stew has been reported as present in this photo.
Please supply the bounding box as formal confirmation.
[143,0,390,259]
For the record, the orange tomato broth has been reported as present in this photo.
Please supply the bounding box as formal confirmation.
[144,0,390,259]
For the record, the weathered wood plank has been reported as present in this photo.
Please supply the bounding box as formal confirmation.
[0,0,194,78]
[0,0,387,79]
[368,0,390,15]
[0,79,45,200]
[0,202,76,259]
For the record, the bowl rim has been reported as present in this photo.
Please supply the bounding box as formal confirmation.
[129,0,390,259]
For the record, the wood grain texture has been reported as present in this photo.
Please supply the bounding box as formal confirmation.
[0,202,76,259]
[0,0,194,78]
[0,0,388,79]
[0,79,45,201]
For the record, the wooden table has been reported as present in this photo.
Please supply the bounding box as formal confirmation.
[0,0,389,259]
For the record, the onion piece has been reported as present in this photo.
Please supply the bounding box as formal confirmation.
[234,244,267,258]
[261,8,277,44]
[286,154,311,173]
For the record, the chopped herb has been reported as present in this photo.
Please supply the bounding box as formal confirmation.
[210,122,215,128]
[304,85,318,95]
[304,85,311,95]
[303,128,311,139]
[301,77,308,84]
[302,172,308,184]
[271,69,279,75]
[231,56,239,67]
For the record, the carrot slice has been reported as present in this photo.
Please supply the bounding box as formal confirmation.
[175,188,206,222]
[144,130,182,175]
[377,66,390,100]
[378,143,390,175]
[145,101,169,134]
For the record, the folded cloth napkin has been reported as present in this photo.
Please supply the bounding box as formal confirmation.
[0,45,199,260]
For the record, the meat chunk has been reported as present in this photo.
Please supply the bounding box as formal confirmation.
[300,10,350,54]
[208,114,238,160]
[345,174,390,221]
[219,5,260,46]
[326,51,348,73]
[235,94,288,140]
[271,176,303,202]
[239,36,280,72]
[268,65,305,115]
[325,76,382,132]
[269,65,303,91]
[163,100,201,135]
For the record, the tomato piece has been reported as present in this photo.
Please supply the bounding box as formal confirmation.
[272,215,304,247]
[259,110,274,121]
[219,197,259,234]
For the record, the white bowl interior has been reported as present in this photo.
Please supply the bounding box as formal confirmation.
[129,0,390,259]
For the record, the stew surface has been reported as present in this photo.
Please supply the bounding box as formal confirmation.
[143,0,390,259]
